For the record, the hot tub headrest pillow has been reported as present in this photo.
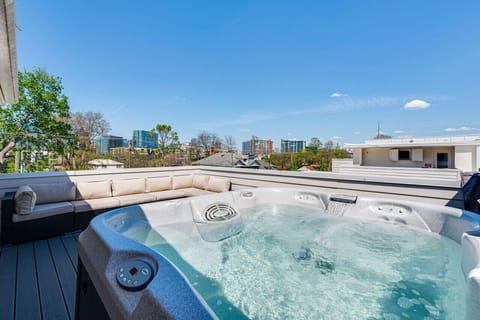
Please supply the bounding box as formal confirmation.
[14,185,37,215]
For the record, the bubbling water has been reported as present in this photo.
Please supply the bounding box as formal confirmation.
[131,204,466,320]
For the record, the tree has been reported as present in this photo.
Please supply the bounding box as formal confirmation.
[333,144,343,158]
[224,135,237,152]
[324,140,334,150]
[197,131,222,155]
[152,124,180,164]
[69,111,111,150]
[197,131,212,153]
[307,137,322,153]
[0,68,74,171]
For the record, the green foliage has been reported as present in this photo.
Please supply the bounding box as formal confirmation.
[333,144,343,158]
[4,160,16,173]
[0,68,74,171]
[307,137,322,153]
[152,124,180,165]
[270,145,349,171]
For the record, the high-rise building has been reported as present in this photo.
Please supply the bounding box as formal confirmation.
[95,135,127,155]
[242,136,273,156]
[281,139,306,153]
[132,130,158,149]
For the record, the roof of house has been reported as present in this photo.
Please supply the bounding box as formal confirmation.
[235,158,274,169]
[193,152,275,169]
[192,152,242,167]
[345,135,480,148]
[298,165,320,171]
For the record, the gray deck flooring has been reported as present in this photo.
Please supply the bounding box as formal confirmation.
[0,232,80,320]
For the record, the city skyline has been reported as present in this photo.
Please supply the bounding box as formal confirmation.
[15,1,480,148]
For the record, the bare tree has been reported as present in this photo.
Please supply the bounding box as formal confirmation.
[69,111,111,150]
[196,131,225,155]
[211,133,223,151]
[324,140,334,150]
[224,135,237,152]
[197,131,213,153]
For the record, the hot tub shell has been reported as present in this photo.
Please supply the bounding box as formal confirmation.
[76,188,480,320]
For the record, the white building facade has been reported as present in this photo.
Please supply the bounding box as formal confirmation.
[345,135,480,172]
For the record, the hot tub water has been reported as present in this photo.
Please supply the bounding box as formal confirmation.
[128,204,465,320]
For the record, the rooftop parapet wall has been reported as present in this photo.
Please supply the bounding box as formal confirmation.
[332,159,462,183]
[347,135,480,148]
[0,165,464,210]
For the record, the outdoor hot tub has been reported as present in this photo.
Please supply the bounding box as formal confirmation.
[76,188,480,320]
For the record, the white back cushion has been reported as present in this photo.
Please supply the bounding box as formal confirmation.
[172,175,194,190]
[76,180,112,200]
[112,178,146,197]
[146,176,172,192]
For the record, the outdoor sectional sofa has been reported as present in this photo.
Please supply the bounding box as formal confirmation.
[1,174,231,244]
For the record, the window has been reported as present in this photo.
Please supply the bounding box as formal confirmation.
[398,150,410,160]
[437,153,448,168]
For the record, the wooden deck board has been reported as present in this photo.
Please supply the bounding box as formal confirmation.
[15,243,41,320]
[61,233,79,272]
[34,240,70,319]
[0,246,17,320]
[0,233,81,320]
[48,237,77,320]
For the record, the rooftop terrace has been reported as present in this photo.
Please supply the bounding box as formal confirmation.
[0,232,80,320]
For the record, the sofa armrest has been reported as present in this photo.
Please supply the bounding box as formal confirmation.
[1,191,16,244]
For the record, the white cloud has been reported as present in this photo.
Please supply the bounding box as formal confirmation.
[174,96,187,101]
[353,131,360,135]
[331,136,342,140]
[404,99,430,110]
[394,130,404,134]
[330,92,348,98]
[445,126,480,132]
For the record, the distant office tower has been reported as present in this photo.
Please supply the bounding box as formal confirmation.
[281,139,306,153]
[242,136,273,156]
[96,135,127,155]
[132,130,159,149]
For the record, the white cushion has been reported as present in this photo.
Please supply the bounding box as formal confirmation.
[12,202,73,222]
[172,175,193,189]
[192,175,210,190]
[112,178,146,197]
[206,177,231,192]
[181,187,214,197]
[14,185,37,215]
[115,193,157,206]
[30,182,76,204]
[151,190,187,201]
[146,176,172,192]
[72,198,121,213]
[76,180,112,200]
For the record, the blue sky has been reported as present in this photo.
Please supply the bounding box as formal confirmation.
[15,1,480,149]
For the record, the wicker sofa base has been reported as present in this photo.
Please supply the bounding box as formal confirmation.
[1,192,75,244]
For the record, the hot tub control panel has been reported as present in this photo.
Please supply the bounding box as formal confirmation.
[116,260,154,291]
